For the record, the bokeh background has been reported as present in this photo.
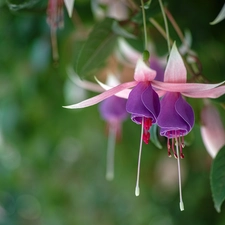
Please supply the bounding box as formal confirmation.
[0,0,225,224]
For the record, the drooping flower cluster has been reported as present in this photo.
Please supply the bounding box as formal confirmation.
[64,43,225,210]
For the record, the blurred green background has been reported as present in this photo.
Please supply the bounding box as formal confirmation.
[0,0,225,224]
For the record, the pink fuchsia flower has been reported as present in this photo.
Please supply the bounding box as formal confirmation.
[64,57,161,196]
[94,0,129,21]
[67,70,128,181]
[153,43,225,158]
[200,102,225,158]
[152,42,225,211]
[47,0,75,60]
[99,96,128,181]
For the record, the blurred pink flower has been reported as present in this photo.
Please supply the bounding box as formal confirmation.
[47,0,75,60]
[200,102,225,158]
[95,0,128,20]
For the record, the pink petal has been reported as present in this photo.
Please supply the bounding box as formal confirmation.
[152,80,225,93]
[134,58,156,82]
[200,103,225,158]
[182,85,225,98]
[95,77,135,98]
[164,43,187,83]
[64,0,75,17]
[67,67,104,93]
[63,81,137,109]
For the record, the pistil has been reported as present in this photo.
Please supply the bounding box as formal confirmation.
[175,137,184,211]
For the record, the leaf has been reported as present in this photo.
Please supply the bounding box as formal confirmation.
[76,18,117,78]
[210,146,225,212]
[6,0,40,11]
[150,124,162,149]
[210,3,225,25]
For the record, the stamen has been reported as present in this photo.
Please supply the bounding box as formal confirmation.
[106,123,117,181]
[135,117,144,196]
[172,137,178,158]
[167,138,171,157]
[175,137,184,211]
[182,135,185,148]
[179,136,185,159]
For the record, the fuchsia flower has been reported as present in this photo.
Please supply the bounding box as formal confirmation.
[200,102,225,158]
[47,0,75,60]
[64,43,225,211]
[153,43,225,157]
[99,96,128,180]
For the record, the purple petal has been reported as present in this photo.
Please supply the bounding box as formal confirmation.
[157,92,194,137]
[99,96,128,122]
[126,82,160,124]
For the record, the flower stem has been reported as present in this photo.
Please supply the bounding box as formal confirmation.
[158,0,170,53]
[149,18,173,46]
[141,0,148,50]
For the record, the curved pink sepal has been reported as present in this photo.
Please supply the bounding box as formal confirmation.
[201,103,225,158]
[152,80,225,94]
[164,43,187,83]
[95,77,134,99]
[182,85,225,98]
[134,58,156,82]
[63,81,137,109]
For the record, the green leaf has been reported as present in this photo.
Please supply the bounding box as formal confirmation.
[210,146,225,212]
[210,3,225,25]
[6,0,40,11]
[76,18,117,78]
[150,124,162,149]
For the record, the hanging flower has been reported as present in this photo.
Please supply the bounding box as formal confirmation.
[93,0,129,21]
[46,0,75,60]
[67,69,128,181]
[153,43,225,158]
[200,101,225,158]
[99,95,128,181]
[152,42,225,211]
[64,56,162,196]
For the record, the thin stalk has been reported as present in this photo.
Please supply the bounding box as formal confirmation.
[164,7,185,43]
[158,0,170,52]
[149,18,173,46]
[51,29,59,61]
[141,0,148,50]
